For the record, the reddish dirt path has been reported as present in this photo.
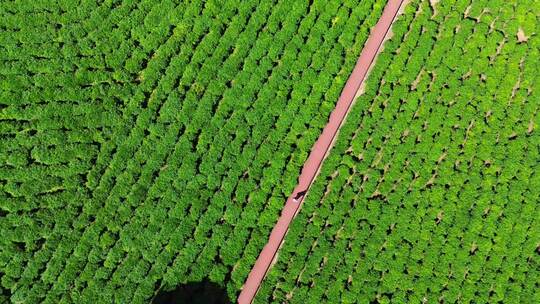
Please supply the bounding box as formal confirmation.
[238,0,407,303]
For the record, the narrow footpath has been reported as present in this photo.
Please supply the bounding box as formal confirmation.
[238,0,407,302]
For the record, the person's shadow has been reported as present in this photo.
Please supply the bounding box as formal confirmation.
[152,279,231,304]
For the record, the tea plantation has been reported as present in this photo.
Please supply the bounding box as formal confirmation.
[0,0,388,303]
[256,0,540,303]
[1,0,539,303]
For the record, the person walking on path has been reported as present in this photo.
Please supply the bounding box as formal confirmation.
[238,0,407,302]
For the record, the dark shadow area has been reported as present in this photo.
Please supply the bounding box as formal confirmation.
[152,279,231,304]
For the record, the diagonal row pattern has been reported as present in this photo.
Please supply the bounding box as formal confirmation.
[0,0,390,303]
[256,0,539,303]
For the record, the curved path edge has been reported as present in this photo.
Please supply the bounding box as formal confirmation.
[238,0,407,302]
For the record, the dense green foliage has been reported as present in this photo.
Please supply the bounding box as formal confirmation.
[0,0,389,303]
[256,0,540,303]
